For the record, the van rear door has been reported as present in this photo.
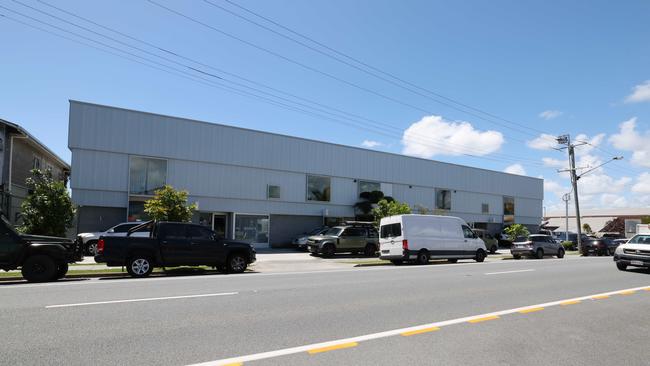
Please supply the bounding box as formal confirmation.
[379,219,403,258]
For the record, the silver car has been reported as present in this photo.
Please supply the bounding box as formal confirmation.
[511,234,565,259]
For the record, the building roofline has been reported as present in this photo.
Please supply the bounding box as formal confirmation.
[0,118,70,170]
[68,100,543,183]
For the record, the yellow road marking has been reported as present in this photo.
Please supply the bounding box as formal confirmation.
[224,363,243,366]
[644,288,650,292]
[560,300,581,306]
[619,290,636,295]
[592,295,610,300]
[308,342,358,354]
[519,307,544,314]
[401,327,441,336]
[468,315,499,323]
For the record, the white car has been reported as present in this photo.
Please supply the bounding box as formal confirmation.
[379,214,487,265]
[77,222,149,256]
[614,234,650,271]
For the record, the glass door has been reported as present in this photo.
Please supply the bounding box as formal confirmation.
[212,214,228,239]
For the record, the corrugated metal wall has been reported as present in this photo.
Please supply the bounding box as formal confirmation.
[69,101,543,225]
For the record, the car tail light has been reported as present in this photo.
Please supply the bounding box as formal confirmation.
[402,239,409,251]
[97,239,105,254]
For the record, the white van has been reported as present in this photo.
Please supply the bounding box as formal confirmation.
[379,214,487,265]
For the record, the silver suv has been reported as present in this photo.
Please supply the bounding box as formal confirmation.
[307,223,379,258]
[511,234,565,259]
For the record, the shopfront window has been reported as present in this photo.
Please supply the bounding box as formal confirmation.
[503,196,515,224]
[436,189,451,210]
[358,181,380,195]
[307,175,331,202]
[129,157,167,195]
[127,200,149,222]
[235,215,269,244]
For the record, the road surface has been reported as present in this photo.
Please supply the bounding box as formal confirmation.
[1,256,648,365]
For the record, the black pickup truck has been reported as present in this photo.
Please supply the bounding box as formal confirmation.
[95,221,256,277]
[0,216,83,282]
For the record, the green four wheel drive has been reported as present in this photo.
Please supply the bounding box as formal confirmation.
[0,216,84,282]
[473,229,499,254]
[307,222,379,258]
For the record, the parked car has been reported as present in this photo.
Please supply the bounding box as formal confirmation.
[0,216,83,282]
[473,229,498,254]
[95,221,256,277]
[291,226,329,250]
[613,238,628,246]
[378,215,487,265]
[511,234,565,259]
[77,222,150,256]
[614,234,650,271]
[307,222,378,258]
[582,238,618,256]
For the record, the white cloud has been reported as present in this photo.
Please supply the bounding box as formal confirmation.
[361,140,382,148]
[631,172,650,193]
[543,178,569,198]
[504,164,526,176]
[573,133,606,156]
[542,157,567,168]
[527,133,559,150]
[609,117,650,167]
[401,115,504,158]
[539,110,563,120]
[578,174,631,195]
[600,194,628,208]
[624,80,650,103]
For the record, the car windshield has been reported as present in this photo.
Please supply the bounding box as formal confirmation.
[323,228,344,236]
[514,236,529,243]
[309,228,326,235]
[628,235,650,245]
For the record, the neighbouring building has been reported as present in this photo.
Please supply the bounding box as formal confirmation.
[0,118,70,225]
[68,101,544,248]
[545,208,650,238]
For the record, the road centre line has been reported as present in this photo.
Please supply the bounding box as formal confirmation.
[1,256,596,290]
[186,285,650,366]
[485,269,535,275]
[307,342,358,354]
[518,307,544,314]
[45,292,238,308]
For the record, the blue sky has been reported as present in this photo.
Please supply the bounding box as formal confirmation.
[1,0,649,213]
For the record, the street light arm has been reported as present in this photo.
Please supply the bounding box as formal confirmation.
[576,156,624,179]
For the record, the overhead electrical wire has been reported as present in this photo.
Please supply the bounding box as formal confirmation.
[3,1,551,168]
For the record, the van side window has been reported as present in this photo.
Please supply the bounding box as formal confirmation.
[380,223,401,238]
[462,226,475,239]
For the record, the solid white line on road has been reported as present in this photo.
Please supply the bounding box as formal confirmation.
[485,269,535,275]
[46,292,238,308]
[186,285,650,366]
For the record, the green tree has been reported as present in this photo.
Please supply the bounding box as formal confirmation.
[354,190,393,221]
[504,224,530,241]
[371,199,412,226]
[582,223,593,234]
[19,169,74,237]
[144,185,197,222]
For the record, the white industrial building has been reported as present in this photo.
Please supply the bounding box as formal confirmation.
[68,101,543,248]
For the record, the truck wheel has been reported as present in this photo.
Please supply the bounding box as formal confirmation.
[21,255,57,282]
[557,248,565,259]
[86,240,98,256]
[364,244,377,257]
[475,249,486,263]
[127,255,153,278]
[322,244,336,258]
[55,263,69,280]
[227,253,248,273]
[416,250,429,265]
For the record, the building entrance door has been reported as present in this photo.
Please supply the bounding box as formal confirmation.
[212,214,228,239]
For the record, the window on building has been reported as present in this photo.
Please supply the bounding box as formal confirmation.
[129,157,167,196]
[503,196,515,215]
[32,157,41,170]
[267,185,281,199]
[235,214,269,244]
[482,203,489,214]
[127,200,148,222]
[435,189,451,210]
[307,175,331,202]
[358,181,381,195]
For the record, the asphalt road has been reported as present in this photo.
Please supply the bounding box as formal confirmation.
[1,256,649,366]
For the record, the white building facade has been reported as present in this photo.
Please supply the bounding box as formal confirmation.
[69,101,543,248]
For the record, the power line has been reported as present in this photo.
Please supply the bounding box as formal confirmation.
[147,0,545,145]
[10,0,549,167]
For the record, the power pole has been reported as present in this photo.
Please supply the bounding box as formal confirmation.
[562,193,571,241]
[556,135,583,253]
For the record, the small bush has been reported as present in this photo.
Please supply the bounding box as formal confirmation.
[562,241,576,251]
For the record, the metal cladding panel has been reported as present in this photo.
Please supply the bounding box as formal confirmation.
[72,189,128,208]
[70,149,128,192]
[515,197,543,219]
[452,191,503,215]
[68,101,543,201]
[187,196,354,217]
